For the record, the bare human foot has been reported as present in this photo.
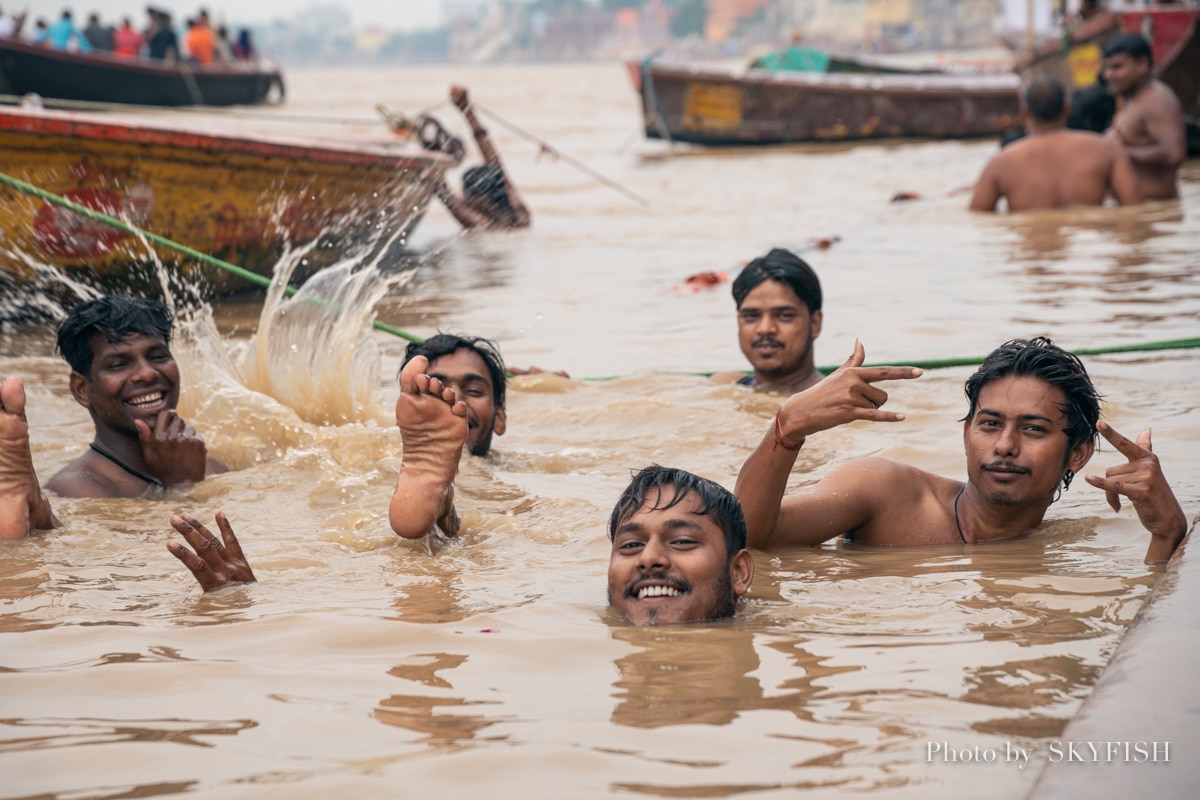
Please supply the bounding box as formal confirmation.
[390,356,469,539]
[0,377,58,539]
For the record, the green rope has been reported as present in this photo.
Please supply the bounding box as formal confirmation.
[0,171,424,343]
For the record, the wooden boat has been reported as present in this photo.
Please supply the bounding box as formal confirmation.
[627,55,1021,146]
[1016,5,1200,139]
[0,37,284,107]
[0,106,453,297]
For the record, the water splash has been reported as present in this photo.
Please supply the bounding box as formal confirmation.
[240,231,420,427]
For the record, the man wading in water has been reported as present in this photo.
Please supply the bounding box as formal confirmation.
[1,297,227,539]
[736,338,1187,564]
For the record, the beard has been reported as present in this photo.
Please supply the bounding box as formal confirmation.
[467,421,495,457]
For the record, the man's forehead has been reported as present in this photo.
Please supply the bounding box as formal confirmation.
[738,279,804,309]
[977,376,1068,414]
[428,348,492,381]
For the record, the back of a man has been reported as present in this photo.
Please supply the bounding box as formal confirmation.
[970,76,1140,212]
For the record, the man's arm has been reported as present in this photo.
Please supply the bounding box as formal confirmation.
[1108,145,1143,206]
[735,342,921,548]
[435,178,491,229]
[968,159,1002,212]
[1083,422,1189,564]
[451,85,531,227]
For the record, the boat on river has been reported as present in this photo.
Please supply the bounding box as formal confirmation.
[0,37,284,107]
[0,106,452,296]
[627,52,1021,146]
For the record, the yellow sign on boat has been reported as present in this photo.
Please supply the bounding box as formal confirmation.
[682,83,742,130]
[1068,42,1103,88]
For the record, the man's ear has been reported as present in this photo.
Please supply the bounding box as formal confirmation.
[1068,437,1095,475]
[68,371,92,410]
[493,405,507,437]
[810,309,823,340]
[729,549,754,597]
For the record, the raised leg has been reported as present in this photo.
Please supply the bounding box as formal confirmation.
[389,357,469,539]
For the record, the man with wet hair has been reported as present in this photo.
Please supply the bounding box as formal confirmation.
[0,296,227,539]
[607,465,754,626]
[1101,32,1186,201]
[387,334,508,539]
[736,337,1187,564]
[711,247,824,393]
[970,76,1141,212]
[417,85,531,230]
[165,462,756,627]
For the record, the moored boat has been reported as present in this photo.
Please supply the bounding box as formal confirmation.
[628,54,1021,147]
[0,106,453,297]
[0,37,284,107]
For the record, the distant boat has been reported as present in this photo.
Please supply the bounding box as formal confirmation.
[627,52,1021,147]
[0,37,284,107]
[0,106,452,296]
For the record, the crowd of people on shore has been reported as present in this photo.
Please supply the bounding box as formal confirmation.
[0,5,256,65]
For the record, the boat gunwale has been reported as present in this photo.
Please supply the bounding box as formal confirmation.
[0,107,454,171]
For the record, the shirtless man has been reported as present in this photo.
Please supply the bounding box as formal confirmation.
[1101,32,1186,201]
[737,338,1188,564]
[0,296,226,539]
[169,458,755,626]
[710,248,824,393]
[970,76,1141,212]
[415,86,531,231]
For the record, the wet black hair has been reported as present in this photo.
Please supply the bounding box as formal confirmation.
[1024,76,1066,122]
[56,296,174,376]
[463,164,511,209]
[964,337,1101,494]
[608,466,747,560]
[1103,32,1153,66]
[402,333,507,407]
[732,247,822,313]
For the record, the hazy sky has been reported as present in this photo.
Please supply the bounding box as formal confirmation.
[16,1,446,30]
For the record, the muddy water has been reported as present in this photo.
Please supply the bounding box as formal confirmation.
[2,63,1198,798]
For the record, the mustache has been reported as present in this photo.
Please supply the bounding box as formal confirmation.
[982,461,1031,474]
[624,572,691,599]
[752,336,785,348]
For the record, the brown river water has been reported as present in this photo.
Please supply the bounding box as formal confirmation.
[2,63,1198,799]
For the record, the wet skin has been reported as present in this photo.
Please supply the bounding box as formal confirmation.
[962,375,1093,510]
[608,491,753,627]
[425,348,506,457]
[736,279,822,390]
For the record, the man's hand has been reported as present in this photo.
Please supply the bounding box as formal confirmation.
[450,85,469,110]
[1084,421,1188,562]
[777,341,922,441]
[166,512,257,592]
[135,409,207,488]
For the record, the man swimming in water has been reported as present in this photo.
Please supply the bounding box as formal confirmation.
[415,85,531,231]
[166,361,755,626]
[970,76,1141,212]
[0,296,227,539]
[710,248,825,393]
[736,338,1187,564]
[1101,32,1186,201]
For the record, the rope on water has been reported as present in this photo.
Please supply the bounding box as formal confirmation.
[0,171,423,343]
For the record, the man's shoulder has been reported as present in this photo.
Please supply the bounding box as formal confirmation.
[45,453,125,499]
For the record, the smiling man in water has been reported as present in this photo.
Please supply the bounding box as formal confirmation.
[166,359,755,626]
[1,296,227,539]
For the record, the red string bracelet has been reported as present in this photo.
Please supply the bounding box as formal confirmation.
[773,410,805,451]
